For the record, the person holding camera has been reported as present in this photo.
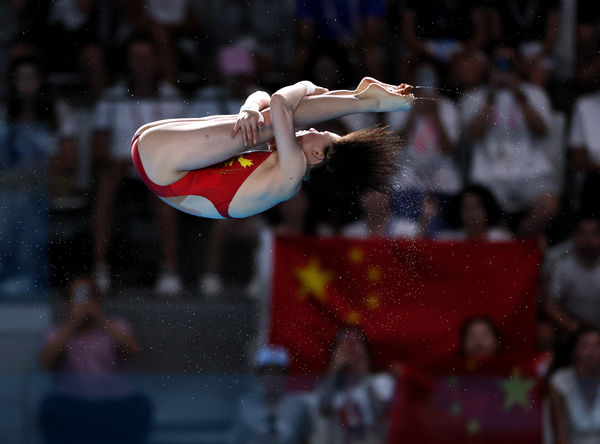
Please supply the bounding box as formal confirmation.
[310,328,395,444]
[40,277,141,385]
[461,44,559,237]
[39,277,150,444]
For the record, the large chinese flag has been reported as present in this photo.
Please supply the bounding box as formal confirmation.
[269,237,540,373]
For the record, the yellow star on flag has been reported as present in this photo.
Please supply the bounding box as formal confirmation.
[466,419,481,435]
[294,258,333,301]
[348,247,364,264]
[499,369,535,411]
[448,402,462,416]
[345,310,361,325]
[365,293,380,310]
[367,266,382,282]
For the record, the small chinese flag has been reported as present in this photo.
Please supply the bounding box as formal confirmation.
[387,356,544,444]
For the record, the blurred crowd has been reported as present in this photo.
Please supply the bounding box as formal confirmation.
[0,0,600,442]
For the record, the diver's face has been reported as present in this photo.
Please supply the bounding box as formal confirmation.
[296,128,340,165]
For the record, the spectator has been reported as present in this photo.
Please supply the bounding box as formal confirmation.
[386,59,462,237]
[114,0,186,84]
[91,33,185,297]
[292,0,387,82]
[16,0,109,96]
[229,345,311,444]
[461,44,559,237]
[486,0,560,86]
[399,0,487,83]
[0,1,28,96]
[438,184,513,241]
[310,327,395,444]
[201,0,295,85]
[569,84,600,215]
[537,314,558,377]
[0,55,76,298]
[39,276,151,444]
[549,327,600,444]
[543,215,600,333]
[341,191,418,239]
[538,315,558,355]
[575,0,600,92]
[141,0,205,76]
[40,276,141,386]
[458,315,502,358]
[388,60,462,195]
[450,50,489,93]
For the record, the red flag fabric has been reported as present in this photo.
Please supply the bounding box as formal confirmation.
[269,237,540,374]
[386,356,544,444]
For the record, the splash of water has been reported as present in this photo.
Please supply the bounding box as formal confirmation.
[414,85,484,103]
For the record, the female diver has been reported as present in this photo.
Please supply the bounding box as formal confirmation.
[131,77,414,219]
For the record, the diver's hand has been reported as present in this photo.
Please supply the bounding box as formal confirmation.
[356,81,414,112]
[232,107,264,147]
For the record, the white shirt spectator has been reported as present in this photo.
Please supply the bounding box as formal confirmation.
[551,368,600,444]
[461,85,555,212]
[94,81,184,160]
[230,392,311,444]
[386,96,462,194]
[341,219,420,239]
[569,91,600,162]
[436,227,513,242]
[309,373,395,444]
[544,248,600,325]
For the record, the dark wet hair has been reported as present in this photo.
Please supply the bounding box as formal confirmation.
[307,125,400,196]
[458,315,502,356]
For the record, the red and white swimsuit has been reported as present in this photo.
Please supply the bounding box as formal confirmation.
[131,134,272,218]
